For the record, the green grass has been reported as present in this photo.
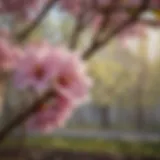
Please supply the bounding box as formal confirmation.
[1,136,160,157]
[67,124,160,132]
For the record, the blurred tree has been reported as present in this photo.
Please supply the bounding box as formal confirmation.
[27,9,74,45]
[118,27,160,130]
[88,44,136,129]
[88,31,160,130]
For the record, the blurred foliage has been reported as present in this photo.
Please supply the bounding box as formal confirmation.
[88,40,138,107]
[145,56,160,107]
[2,8,160,111]
[27,10,74,45]
[88,31,160,110]
[89,57,134,106]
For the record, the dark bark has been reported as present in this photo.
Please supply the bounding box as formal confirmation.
[100,105,110,129]
[135,105,144,130]
[16,0,58,42]
[134,61,148,131]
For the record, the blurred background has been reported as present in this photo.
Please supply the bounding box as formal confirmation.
[1,2,160,160]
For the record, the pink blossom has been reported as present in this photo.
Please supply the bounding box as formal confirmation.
[0,28,11,39]
[54,53,92,104]
[92,14,103,31]
[14,43,92,132]
[13,43,92,97]
[60,0,82,17]
[150,0,160,8]
[26,94,74,133]
[0,38,22,72]
[13,43,59,92]
[0,0,47,19]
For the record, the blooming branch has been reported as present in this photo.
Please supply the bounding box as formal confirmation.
[0,89,53,143]
[0,42,92,143]
[0,0,155,144]
[82,0,150,60]
[16,0,59,42]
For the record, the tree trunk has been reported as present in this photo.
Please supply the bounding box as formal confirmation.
[136,105,144,130]
[100,105,110,129]
[134,68,146,131]
[134,37,149,131]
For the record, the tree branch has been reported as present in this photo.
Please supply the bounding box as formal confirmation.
[0,90,54,143]
[83,0,150,60]
[0,1,58,142]
[92,0,119,44]
[96,1,159,13]
[16,0,59,42]
[69,11,85,49]
[69,0,96,49]
[82,0,120,60]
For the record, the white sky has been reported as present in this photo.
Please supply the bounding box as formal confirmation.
[125,11,160,61]
[147,27,160,60]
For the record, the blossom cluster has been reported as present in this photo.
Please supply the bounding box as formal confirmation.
[0,0,47,19]
[1,0,159,20]
[0,38,92,132]
[0,0,94,134]
[0,29,22,72]
[0,0,154,135]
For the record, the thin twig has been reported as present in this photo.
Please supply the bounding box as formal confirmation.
[69,12,85,49]
[69,0,95,49]
[97,1,160,13]
[16,0,59,42]
[92,0,119,43]
[82,0,120,60]
[135,18,160,26]
[100,0,150,45]
[0,1,58,143]
[83,0,150,60]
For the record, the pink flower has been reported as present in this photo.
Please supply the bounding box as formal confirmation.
[54,53,92,104]
[92,14,103,31]
[17,43,92,133]
[0,28,11,39]
[0,0,47,20]
[26,94,74,133]
[13,43,92,97]
[13,43,71,93]
[60,0,82,16]
[13,45,57,92]
[0,38,22,72]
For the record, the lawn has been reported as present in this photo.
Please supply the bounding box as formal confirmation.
[1,136,160,157]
